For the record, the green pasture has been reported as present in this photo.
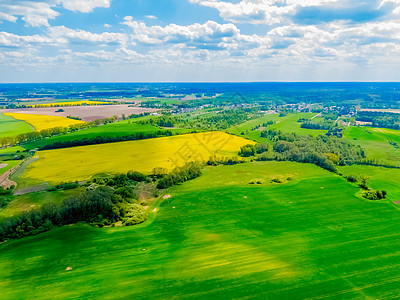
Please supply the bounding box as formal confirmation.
[0,113,34,138]
[227,113,328,142]
[226,113,280,142]
[344,126,400,166]
[0,146,25,155]
[2,162,400,299]
[269,112,328,136]
[339,164,400,202]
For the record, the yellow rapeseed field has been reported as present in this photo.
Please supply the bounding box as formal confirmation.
[4,113,85,131]
[22,132,255,184]
[26,100,110,108]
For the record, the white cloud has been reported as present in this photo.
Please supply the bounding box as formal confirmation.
[0,1,59,27]
[61,0,111,13]
[123,17,241,50]
[48,26,128,45]
[0,0,112,27]
[145,15,157,20]
[189,0,340,24]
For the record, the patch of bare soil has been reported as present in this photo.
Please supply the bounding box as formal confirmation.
[2,105,159,122]
[0,166,18,189]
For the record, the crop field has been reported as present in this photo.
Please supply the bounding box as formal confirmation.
[339,164,400,202]
[2,105,158,122]
[0,113,34,138]
[2,161,400,299]
[24,120,191,150]
[3,113,85,131]
[269,112,328,136]
[26,100,111,108]
[226,113,280,142]
[344,126,400,166]
[226,112,326,142]
[20,132,253,184]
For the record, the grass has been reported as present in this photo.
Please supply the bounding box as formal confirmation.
[24,120,190,150]
[21,132,253,184]
[226,113,280,142]
[2,161,400,298]
[0,188,85,220]
[226,112,327,142]
[0,160,21,176]
[269,112,328,136]
[3,113,86,131]
[343,126,400,166]
[0,112,34,138]
[0,146,25,155]
[338,164,400,202]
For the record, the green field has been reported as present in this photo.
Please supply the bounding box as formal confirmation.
[24,120,189,150]
[2,161,400,299]
[344,126,400,166]
[226,113,280,142]
[0,146,25,155]
[226,112,327,142]
[269,112,328,136]
[0,113,34,138]
[0,160,21,176]
[339,164,400,202]
[0,188,85,220]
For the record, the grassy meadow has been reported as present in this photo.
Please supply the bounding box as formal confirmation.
[2,161,400,299]
[344,126,400,166]
[21,132,253,184]
[0,188,86,220]
[0,160,20,176]
[3,113,85,131]
[269,112,327,136]
[226,113,280,142]
[0,113,34,138]
[226,112,326,142]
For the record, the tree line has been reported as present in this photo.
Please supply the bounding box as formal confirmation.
[40,130,175,150]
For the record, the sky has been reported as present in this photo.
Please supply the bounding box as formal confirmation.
[1,0,400,82]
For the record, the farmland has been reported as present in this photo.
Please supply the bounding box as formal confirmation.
[23,120,191,150]
[2,105,158,122]
[343,126,400,166]
[3,113,85,131]
[25,100,111,108]
[20,132,253,185]
[2,162,400,299]
[0,113,34,138]
[2,83,400,299]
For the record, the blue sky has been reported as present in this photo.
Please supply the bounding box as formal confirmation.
[0,0,400,82]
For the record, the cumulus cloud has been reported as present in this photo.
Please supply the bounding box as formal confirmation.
[189,0,341,24]
[48,26,128,46]
[61,0,111,13]
[0,1,59,26]
[123,17,241,50]
[0,0,112,27]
